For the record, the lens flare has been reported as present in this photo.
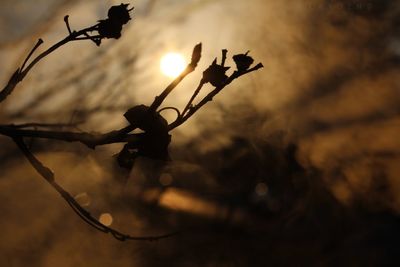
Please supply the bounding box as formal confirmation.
[160,52,186,78]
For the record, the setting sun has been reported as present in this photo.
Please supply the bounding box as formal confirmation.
[160,52,186,78]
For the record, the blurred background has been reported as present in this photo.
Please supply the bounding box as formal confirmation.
[1,0,400,266]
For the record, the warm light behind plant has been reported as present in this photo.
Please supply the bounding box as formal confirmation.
[160,52,186,78]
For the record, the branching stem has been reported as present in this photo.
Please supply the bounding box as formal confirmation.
[13,137,177,241]
[0,5,263,241]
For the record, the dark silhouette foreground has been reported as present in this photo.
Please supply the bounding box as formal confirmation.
[0,3,263,241]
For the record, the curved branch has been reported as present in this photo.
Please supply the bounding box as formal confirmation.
[13,137,178,241]
[0,23,99,104]
[158,106,182,120]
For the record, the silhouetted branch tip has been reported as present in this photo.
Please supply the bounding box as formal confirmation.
[203,58,230,87]
[190,43,202,67]
[0,3,134,103]
[233,52,255,72]
[98,3,133,40]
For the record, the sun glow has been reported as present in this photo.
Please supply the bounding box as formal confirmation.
[160,53,186,78]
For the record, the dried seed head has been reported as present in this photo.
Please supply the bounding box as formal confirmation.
[97,3,133,39]
[98,19,123,39]
[233,51,254,72]
[202,59,230,87]
[124,105,168,133]
[108,3,132,25]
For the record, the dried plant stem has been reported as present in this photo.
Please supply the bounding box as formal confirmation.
[168,63,264,130]
[0,24,98,104]
[0,7,263,242]
[0,5,183,242]
[13,137,177,241]
[181,80,205,116]
[0,125,137,149]
[150,43,202,112]
[150,65,196,111]
[9,122,83,129]
[20,25,98,79]
[20,39,44,72]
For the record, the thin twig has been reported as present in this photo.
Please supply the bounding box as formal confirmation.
[181,80,205,117]
[19,25,98,80]
[72,35,102,41]
[8,122,83,129]
[0,24,98,104]
[20,39,44,72]
[168,63,264,131]
[221,49,228,66]
[0,69,21,103]
[64,15,72,35]
[158,107,182,124]
[0,10,263,242]
[0,125,137,149]
[150,43,202,112]
[12,137,178,241]
[150,66,196,112]
[0,5,184,242]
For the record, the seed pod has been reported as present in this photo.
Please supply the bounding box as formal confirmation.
[124,105,168,133]
[98,19,123,39]
[202,59,230,87]
[233,52,254,72]
[108,3,132,25]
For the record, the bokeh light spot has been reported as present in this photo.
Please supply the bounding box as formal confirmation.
[255,183,268,197]
[159,173,173,186]
[99,213,113,226]
[74,192,91,207]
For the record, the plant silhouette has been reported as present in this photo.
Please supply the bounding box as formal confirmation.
[0,3,263,241]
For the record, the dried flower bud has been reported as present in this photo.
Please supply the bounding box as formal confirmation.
[190,43,202,67]
[97,3,133,39]
[124,105,168,133]
[202,59,230,87]
[98,19,123,39]
[108,3,132,25]
[233,51,254,72]
[116,145,136,169]
[123,105,171,161]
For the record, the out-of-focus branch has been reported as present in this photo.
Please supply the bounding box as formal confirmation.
[12,136,178,241]
[7,122,83,129]
[0,125,137,149]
